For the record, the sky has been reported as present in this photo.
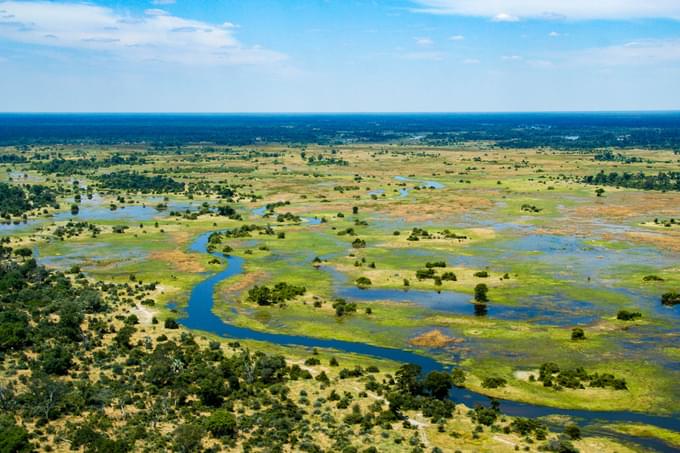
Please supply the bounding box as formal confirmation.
[0,0,679,112]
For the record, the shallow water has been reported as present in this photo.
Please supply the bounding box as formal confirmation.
[179,230,680,445]
[54,194,194,222]
[323,266,598,325]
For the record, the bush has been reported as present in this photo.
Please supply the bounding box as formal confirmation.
[571,328,586,340]
[205,410,237,438]
[0,417,31,453]
[617,310,642,321]
[40,345,73,375]
[355,276,372,287]
[661,292,680,306]
[481,377,506,389]
[164,318,179,329]
[564,424,581,440]
[474,284,489,303]
[173,423,204,452]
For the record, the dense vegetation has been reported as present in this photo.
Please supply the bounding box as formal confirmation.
[3,113,680,149]
[32,155,146,175]
[583,171,680,192]
[0,248,583,452]
[0,182,58,218]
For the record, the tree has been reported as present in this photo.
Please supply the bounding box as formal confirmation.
[173,423,204,453]
[661,292,680,306]
[423,371,453,400]
[205,409,237,438]
[395,364,422,395]
[451,369,466,387]
[571,328,586,341]
[0,416,31,453]
[197,373,226,407]
[474,284,489,303]
[617,310,642,321]
[564,424,581,440]
[12,248,32,259]
[355,276,372,288]
[40,345,73,375]
[0,311,30,352]
[114,325,136,349]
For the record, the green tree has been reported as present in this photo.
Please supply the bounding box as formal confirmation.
[0,417,31,453]
[423,371,452,400]
[474,284,489,303]
[205,409,237,438]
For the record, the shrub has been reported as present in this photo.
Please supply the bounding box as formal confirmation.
[661,292,680,306]
[474,284,489,303]
[0,417,31,453]
[355,277,372,287]
[571,328,586,341]
[617,310,642,321]
[481,377,506,389]
[205,410,237,438]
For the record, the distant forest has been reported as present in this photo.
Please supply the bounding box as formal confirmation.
[1,113,680,150]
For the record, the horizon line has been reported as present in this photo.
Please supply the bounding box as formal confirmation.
[1,110,680,115]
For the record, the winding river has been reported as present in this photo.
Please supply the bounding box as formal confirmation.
[180,230,680,451]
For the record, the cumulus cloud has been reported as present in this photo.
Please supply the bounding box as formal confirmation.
[492,13,519,22]
[0,1,285,65]
[449,34,464,41]
[411,0,680,21]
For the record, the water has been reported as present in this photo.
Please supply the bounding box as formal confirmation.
[251,205,322,225]
[394,176,446,189]
[180,230,680,449]
[53,194,193,222]
[323,266,597,326]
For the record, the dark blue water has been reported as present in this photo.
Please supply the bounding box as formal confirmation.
[180,230,680,450]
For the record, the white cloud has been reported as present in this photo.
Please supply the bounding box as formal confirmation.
[143,8,169,16]
[449,34,464,41]
[573,39,680,65]
[462,58,479,64]
[501,55,522,61]
[415,36,433,46]
[492,13,519,22]
[0,1,285,65]
[412,0,680,21]
[548,31,560,37]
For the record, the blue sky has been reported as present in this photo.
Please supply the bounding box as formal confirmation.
[1,0,679,112]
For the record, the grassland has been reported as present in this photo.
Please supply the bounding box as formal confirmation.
[3,143,680,451]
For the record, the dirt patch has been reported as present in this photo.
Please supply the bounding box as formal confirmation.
[513,370,538,382]
[625,231,680,252]
[150,249,205,273]
[219,270,267,296]
[132,305,154,324]
[409,329,464,348]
